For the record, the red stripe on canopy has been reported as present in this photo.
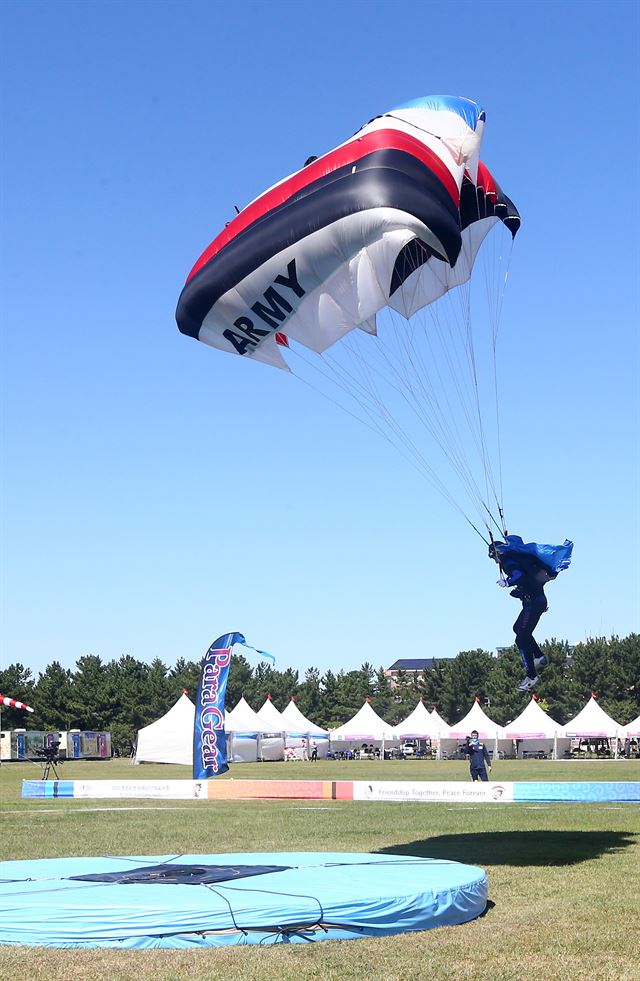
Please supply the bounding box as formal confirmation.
[476,161,497,201]
[186,130,460,282]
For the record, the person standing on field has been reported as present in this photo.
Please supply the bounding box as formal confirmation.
[463,729,492,781]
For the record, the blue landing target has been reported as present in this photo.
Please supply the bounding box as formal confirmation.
[0,852,488,948]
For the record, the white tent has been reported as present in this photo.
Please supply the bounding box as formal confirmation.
[430,707,450,735]
[134,693,194,766]
[259,696,329,759]
[226,696,271,731]
[255,695,291,730]
[281,697,329,736]
[428,707,451,759]
[563,695,626,740]
[394,699,441,739]
[504,695,570,759]
[226,697,284,762]
[256,695,306,760]
[223,698,259,763]
[442,699,512,759]
[624,713,640,737]
[446,699,507,739]
[330,700,397,745]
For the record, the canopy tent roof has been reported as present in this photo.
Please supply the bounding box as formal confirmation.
[281,697,329,736]
[504,696,566,739]
[445,699,507,740]
[563,695,625,738]
[134,693,194,766]
[430,707,450,735]
[226,697,283,735]
[330,700,397,741]
[255,696,293,732]
[624,713,640,737]
[394,699,442,738]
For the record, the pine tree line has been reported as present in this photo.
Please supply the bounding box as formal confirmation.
[1,635,638,756]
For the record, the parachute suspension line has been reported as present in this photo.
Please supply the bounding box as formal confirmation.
[399,244,500,529]
[457,241,499,523]
[482,500,507,541]
[278,219,515,546]
[385,241,502,529]
[482,236,515,537]
[373,309,488,514]
[396,323,494,531]
[286,342,491,530]
[342,249,484,520]
[327,343,484,522]
[417,300,494,518]
[356,313,495,533]
[488,529,503,584]
[388,318,498,531]
[285,349,442,502]
[482,228,503,511]
[457,193,507,527]
[393,264,482,472]
[468,518,492,547]
[284,345,392,439]
[357,249,500,535]
[396,243,503,538]
[472,228,513,533]
[438,219,513,538]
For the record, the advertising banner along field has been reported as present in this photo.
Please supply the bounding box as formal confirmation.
[22,779,640,803]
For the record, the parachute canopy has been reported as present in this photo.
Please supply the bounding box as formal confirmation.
[494,536,574,575]
[176,95,520,371]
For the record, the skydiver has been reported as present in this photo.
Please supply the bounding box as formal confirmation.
[489,539,556,692]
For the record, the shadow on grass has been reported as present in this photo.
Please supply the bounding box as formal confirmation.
[378,831,637,866]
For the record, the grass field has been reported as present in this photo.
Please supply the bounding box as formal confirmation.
[1,758,639,981]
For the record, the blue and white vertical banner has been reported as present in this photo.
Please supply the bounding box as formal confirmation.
[193,632,239,780]
[192,631,275,780]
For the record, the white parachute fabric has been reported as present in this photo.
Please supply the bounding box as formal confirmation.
[177,96,519,537]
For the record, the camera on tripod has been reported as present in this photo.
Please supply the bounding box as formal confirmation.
[36,740,62,763]
[35,740,63,779]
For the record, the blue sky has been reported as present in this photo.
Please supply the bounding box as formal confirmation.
[1,0,638,679]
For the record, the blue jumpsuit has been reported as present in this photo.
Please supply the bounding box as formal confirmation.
[499,552,551,680]
[463,741,492,781]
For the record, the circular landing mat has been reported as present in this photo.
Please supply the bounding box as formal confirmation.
[0,852,488,948]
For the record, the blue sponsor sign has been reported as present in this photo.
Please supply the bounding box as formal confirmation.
[22,780,75,798]
[513,781,640,803]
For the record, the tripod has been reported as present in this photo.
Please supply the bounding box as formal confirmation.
[40,756,62,780]
[34,746,63,780]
